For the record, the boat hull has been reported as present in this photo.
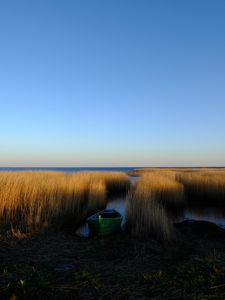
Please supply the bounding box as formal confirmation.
[87,211,122,236]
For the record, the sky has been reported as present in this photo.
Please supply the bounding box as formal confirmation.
[0,0,225,167]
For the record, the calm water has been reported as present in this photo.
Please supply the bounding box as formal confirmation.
[0,167,136,173]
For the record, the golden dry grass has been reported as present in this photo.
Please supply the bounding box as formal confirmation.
[75,171,130,195]
[177,170,225,204]
[129,168,225,205]
[126,173,185,240]
[2,167,225,240]
[87,179,107,214]
[129,167,225,177]
[126,185,174,241]
[133,173,185,208]
[0,171,130,234]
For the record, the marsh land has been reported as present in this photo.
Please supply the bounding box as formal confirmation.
[1,168,225,299]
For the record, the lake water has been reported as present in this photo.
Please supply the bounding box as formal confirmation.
[0,167,136,173]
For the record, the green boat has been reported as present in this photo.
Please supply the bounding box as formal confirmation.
[87,209,122,236]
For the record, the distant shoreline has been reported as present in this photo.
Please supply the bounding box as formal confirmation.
[0,166,225,172]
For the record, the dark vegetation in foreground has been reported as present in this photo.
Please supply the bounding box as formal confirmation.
[1,168,225,299]
[1,221,225,300]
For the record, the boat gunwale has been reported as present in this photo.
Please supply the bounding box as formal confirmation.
[87,210,122,221]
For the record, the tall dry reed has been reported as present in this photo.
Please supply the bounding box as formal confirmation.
[76,171,130,194]
[126,185,174,241]
[134,173,185,209]
[129,167,225,177]
[177,171,225,205]
[0,171,130,234]
[87,179,107,214]
[126,173,185,240]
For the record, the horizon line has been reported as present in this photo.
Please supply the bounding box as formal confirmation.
[0,166,225,169]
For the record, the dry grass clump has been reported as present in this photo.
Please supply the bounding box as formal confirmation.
[126,172,187,240]
[0,171,129,234]
[177,171,225,205]
[126,173,185,240]
[134,173,185,209]
[73,171,130,214]
[87,179,107,214]
[0,172,86,233]
[69,171,130,195]
[126,185,174,241]
[100,172,130,194]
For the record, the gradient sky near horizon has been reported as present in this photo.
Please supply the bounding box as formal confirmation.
[0,0,225,167]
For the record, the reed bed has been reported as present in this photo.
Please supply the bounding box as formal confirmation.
[134,173,185,209]
[74,171,130,195]
[126,173,184,240]
[129,167,225,177]
[87,179,107,214]
[126,185,174,241]
[0,171,130,234]
[177,170,225,205]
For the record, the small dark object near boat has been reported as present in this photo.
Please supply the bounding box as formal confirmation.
[87,209,122,236]
[176,220,225,239]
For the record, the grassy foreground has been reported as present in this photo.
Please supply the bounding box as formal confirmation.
[1,223,225,300]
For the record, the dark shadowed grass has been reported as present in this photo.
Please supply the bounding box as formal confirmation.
[2,225,225,300]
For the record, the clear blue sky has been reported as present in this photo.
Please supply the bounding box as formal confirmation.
[0,0,225,167]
